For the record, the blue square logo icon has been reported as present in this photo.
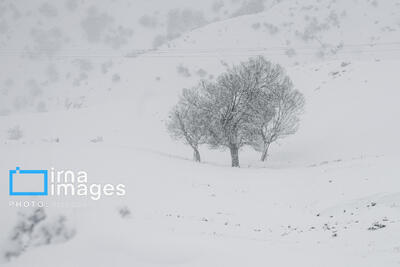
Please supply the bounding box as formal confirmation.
[9,167,48,196]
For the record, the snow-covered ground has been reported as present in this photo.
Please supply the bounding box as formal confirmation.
[1,0,400,266]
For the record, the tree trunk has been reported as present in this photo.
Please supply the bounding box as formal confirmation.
[260,143,270,162]
[229,145,240,167]
[193,147,201,162]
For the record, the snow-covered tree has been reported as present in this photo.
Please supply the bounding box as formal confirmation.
[166,87,208,162]
[200,58,269,167]
[167,56,304,167]
[251,71,305,161]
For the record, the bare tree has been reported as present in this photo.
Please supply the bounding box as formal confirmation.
[252,76,305,161]
[167,56,304,167]
[166,87,207,162]
[201,58,267,167]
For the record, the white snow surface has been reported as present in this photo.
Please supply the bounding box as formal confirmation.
[1,0,400,266]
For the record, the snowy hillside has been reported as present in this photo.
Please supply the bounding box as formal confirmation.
[0,0,271,115]
[1,0,400,115]
[1,0,400,266]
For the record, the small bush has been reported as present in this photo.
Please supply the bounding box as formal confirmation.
[90,136,103,143]
[118,206,131,219]
[7,125,23,140]
[3,208,75,261]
